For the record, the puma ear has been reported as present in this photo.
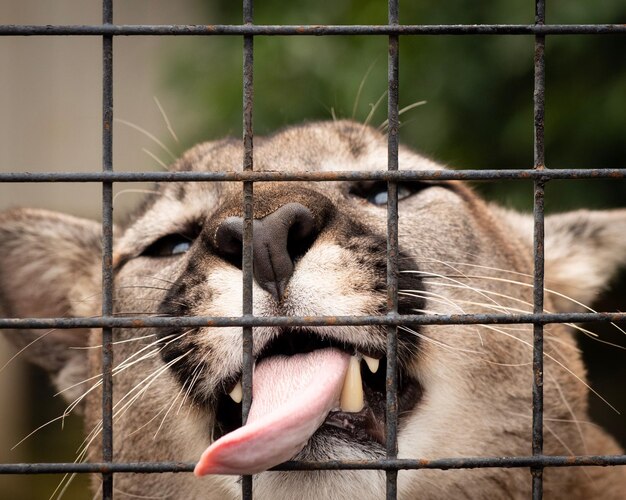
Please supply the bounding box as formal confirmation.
[502,208,626,312]
[0,208,104,404]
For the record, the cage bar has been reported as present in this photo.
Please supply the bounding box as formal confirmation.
[241,0,255,498]
[1,168,624,183]
[531,0,547,497]
[101,0,114,498]
[2,453,625,475]
[1,311,626,331]
[2,24,626,36]
[385,0,400,498]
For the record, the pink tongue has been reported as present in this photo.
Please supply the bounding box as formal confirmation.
[194,348,349,476]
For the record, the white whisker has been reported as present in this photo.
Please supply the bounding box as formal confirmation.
[480,324,619,414]
[153,95,179,144]
[113,188,162,203]
[379,100,426,130]
[142,148,169,171]
[412,261,626,337]
[69,333,157,350]
[76,350,191,463]
[399,324,483,356]
[547,371,588,454]
[352,61,377,119]
[361,90,387,131]
[50,471,78,500]
[11,414,67,450]
[115,118,177,161]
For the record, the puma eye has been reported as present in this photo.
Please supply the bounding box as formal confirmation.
[350,182,422,206]
[171,241,192,255]
[141,234,194,258]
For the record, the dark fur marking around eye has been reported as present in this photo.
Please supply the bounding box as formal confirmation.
[341,223,425,362]
[155,262,216,406]
[567,218,603,241]
[140,221,202,258]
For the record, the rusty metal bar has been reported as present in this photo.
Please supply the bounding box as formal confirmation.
[531,0,546,497]
[1,455,625,475]
[1,310,625,330]
[531,181,546,498]
[1,168,624,183]
[2,24,626,36]
[385,0,400,498]
[241,0,254,498]
[101,0,114,498]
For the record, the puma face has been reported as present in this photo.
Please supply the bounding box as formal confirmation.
[1,121,625,499]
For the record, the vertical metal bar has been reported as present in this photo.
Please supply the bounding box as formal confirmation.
[101,0,114,499]
[386,1,400,499]
[532,0,546,498]
[242,0,254,499]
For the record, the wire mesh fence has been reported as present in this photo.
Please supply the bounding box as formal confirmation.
[1,1,625,499]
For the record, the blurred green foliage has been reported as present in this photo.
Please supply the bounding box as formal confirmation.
[163,0,626,212]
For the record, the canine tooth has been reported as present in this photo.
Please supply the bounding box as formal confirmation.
[363,355,380,374]
[340,356,364,413]
[229,381,242,404]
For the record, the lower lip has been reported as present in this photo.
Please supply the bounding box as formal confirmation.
[324,406,385,445]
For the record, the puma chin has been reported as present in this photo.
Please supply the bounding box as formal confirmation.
[1,121,625,499]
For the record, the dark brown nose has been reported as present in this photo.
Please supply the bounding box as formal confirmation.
[214,203,318,300]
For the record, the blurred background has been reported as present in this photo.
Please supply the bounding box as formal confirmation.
[0,0,625,498]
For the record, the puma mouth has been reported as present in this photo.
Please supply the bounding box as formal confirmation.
[206,329,421,475]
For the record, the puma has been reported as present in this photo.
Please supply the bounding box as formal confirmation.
[1,121,624,498]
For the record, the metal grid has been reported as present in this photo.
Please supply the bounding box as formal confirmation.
[1,0,626,499]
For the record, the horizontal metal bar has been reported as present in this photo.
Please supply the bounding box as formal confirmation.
[1,311,624,330]
[1,24,626,37]
[0,168,625,184]
[1,455,624,475]
[278,455,626,471]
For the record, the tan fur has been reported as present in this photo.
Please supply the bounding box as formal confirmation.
[1,121,625,499]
